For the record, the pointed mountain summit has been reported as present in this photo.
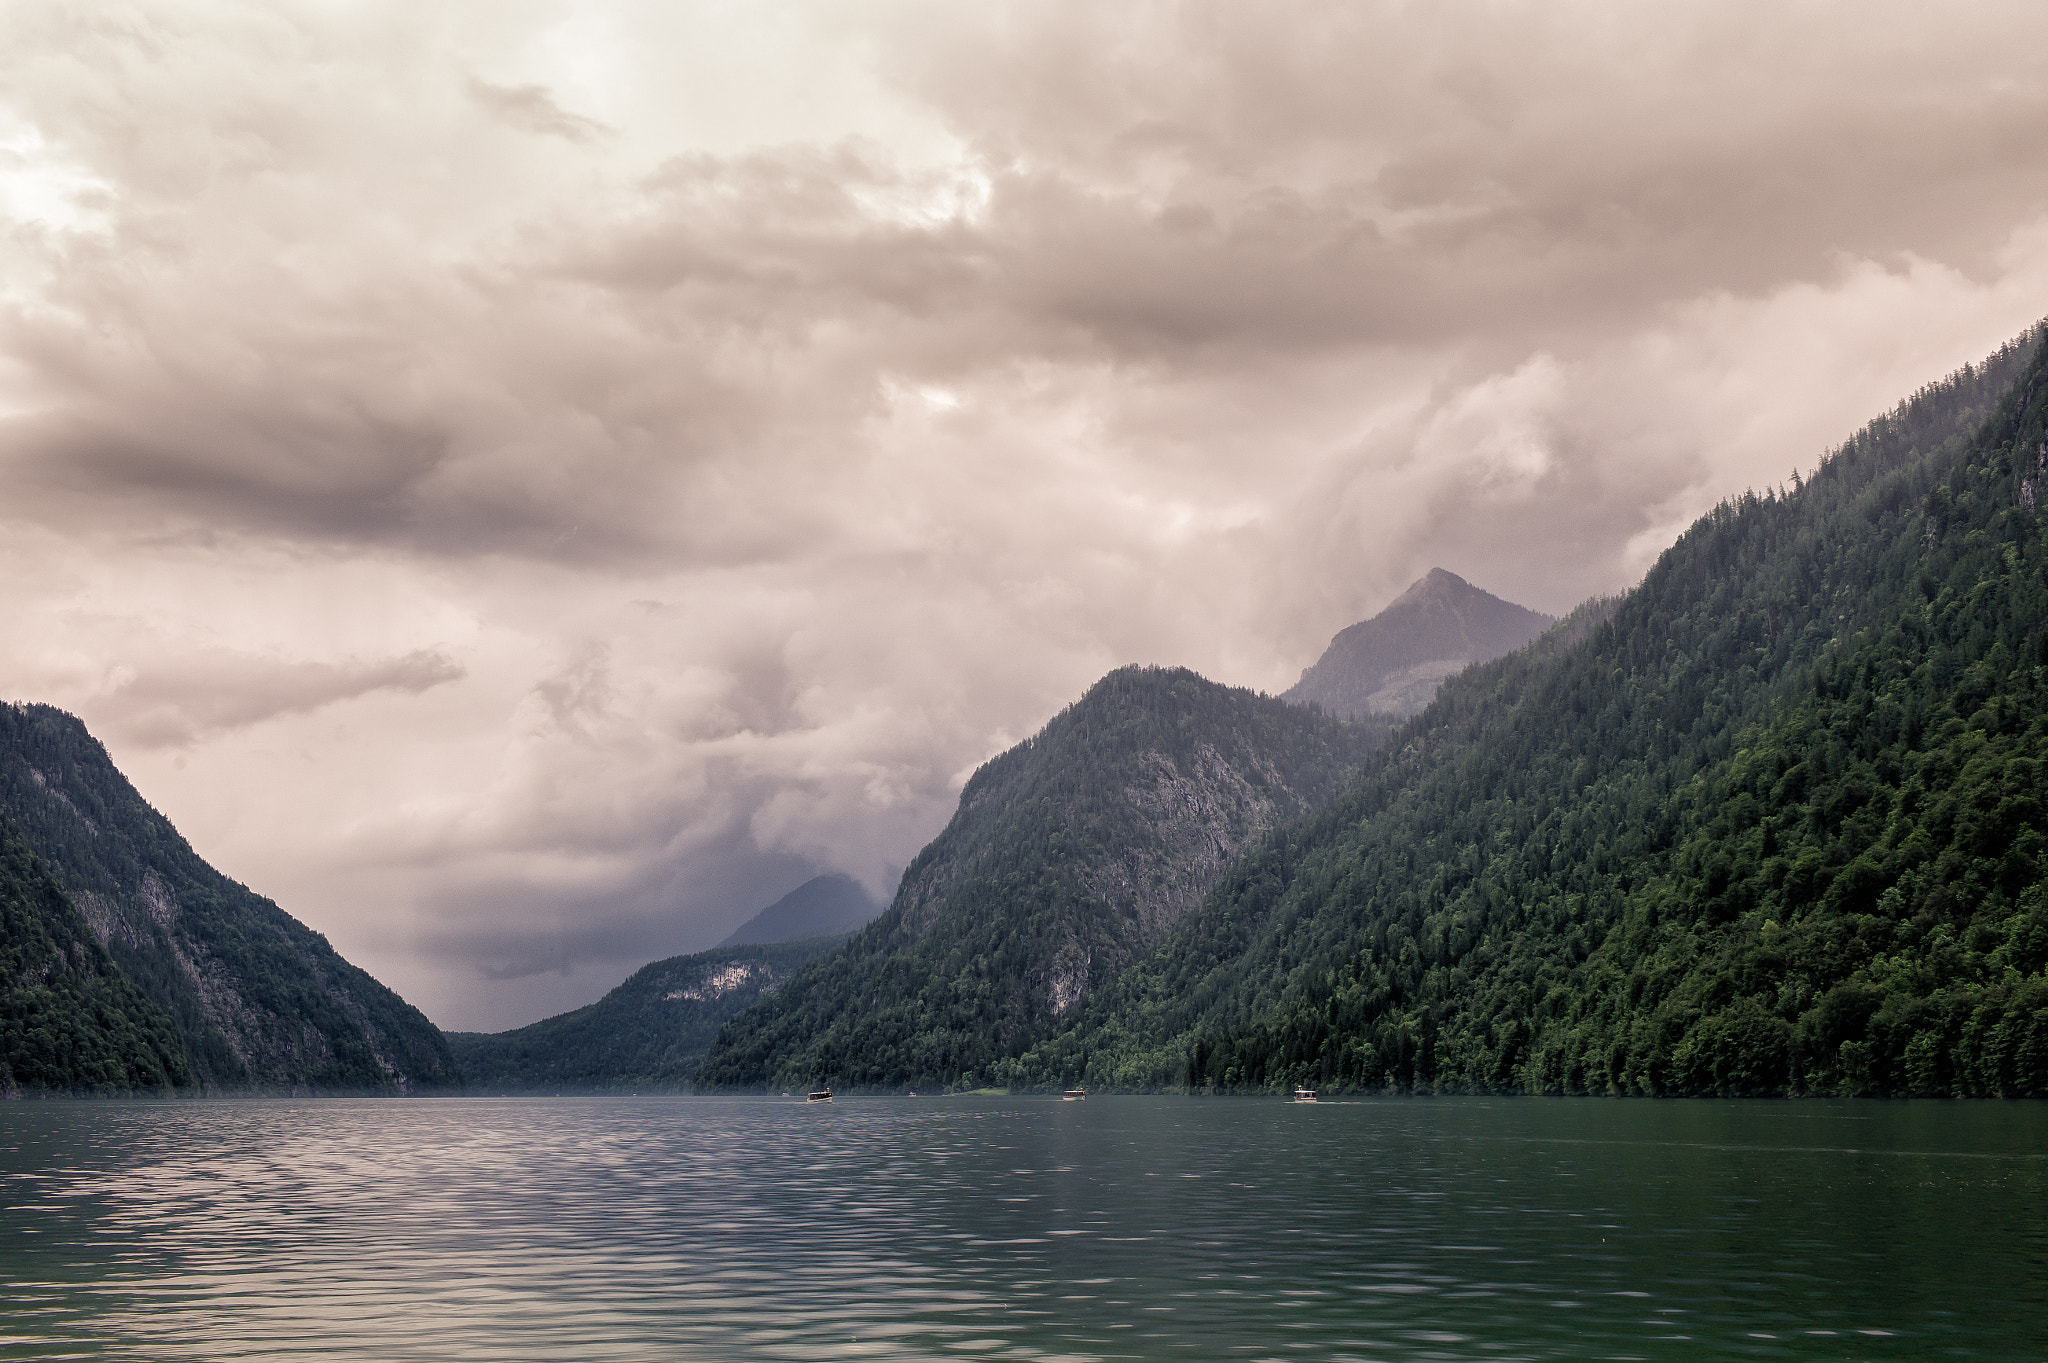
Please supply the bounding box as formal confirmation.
[719,873,881,947]
[1282,568,1554,718]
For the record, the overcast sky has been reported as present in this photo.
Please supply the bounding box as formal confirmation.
[4,1,2047,1030]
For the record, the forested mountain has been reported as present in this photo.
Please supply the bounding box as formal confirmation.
[1004,323,2048,1099]
[450,937,843,1093]
[720,873,880,947]
[0,705,458,1094]
[1284,569,1555,718]
[0,815,191,1096]
[694,667,1390,1091]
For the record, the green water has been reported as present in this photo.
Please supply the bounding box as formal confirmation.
[0,1096,2040,1360]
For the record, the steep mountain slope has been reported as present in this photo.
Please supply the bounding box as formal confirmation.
[720,873,880,947]
[1284,569,1555,718]
[695,667,1389,1091]
[0,814,191,1096]
[450,938,842,1093]
[1010,323,2048,1098]
[0,704,459,1094]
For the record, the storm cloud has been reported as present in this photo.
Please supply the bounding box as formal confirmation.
[3,0,2046,1028]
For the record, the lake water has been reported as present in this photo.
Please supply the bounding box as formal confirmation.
[0,1096,2041,1361]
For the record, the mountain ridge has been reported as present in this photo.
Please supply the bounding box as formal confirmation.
[999,320,2048,1098]
[0,704,459,1094]
[450,937,844,1093]
[694,665,1391,1091]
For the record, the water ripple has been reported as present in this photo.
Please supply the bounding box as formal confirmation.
[0,1097,2041,1361]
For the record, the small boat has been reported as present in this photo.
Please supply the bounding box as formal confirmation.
[1062,1088,1086,1101]
[806,1090,833,1103]
[1293,1087,1318,1103]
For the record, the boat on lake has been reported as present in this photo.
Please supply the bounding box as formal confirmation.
[806,1090,833,1102]
[1062,1088,1086,1101]
[1292,1087,1317,1102]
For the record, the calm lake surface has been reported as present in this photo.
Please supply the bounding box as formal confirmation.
[0,1096,2041,1361]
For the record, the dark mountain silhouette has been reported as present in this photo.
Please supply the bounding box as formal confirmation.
[720,873,880,947]
[1283,568,1554,718]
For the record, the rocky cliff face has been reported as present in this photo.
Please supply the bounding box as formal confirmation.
[1284,568,1554,719]
[0,704,458,1094]
[1079,744,1300,942]
[0,813,191,1095]
[693,666,1388,1092]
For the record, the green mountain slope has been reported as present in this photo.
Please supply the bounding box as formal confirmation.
[695,667,1391,1092]
[1008,323,2048,1099]
[449,938,845,1093]
[0,704,459,1094]
[0,814,191,1096]
[1284,568,1556,718]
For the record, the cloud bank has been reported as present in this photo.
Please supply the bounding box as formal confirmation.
[2,0,2046,1028]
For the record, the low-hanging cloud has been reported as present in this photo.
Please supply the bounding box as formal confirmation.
[95,649,466,749]
[3,0,2047,1028]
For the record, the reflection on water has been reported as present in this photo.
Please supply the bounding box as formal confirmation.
[0,1096,2042,1361]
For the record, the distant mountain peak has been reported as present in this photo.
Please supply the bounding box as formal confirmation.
[1282,569,1554,719]
[1399,566,1466,598]
[1388,566,1505,612]
[718,873,880,948]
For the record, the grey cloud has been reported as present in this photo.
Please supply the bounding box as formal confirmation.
[15,3,2048,564]
[419,836,815,986]
[18,408,453,538]
[892,3,2048,351]
[96,649,465,748]
[467,77,609,142]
